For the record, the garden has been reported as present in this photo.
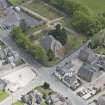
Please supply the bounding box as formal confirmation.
[23,0,62,20]
[8,0,26,5]
[73,0,105,15]
[0,91,9,102]
[12,100,24,105]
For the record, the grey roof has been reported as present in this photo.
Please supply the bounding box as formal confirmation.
[56,61,73,76]
[0,48,5,59]
[0,47,20,64]
[79,47,97,64]
[19,12,43,27]
[97,95,105,105]
[0,0,7,9]
[3,7,19,26]
[78,63,102,82]
[46,93,66,104]
[64,75,77,85]
[63,61,73,70]
[40,35,53,50]
[56,67,65,76]
[97,57,105,70]
[0,79,6,85]
[0,79,7,90]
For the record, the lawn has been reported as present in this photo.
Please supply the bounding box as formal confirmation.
[8,0,25,5]
[12,101,24,105]
[73,0,105,14]
[0,41,6,48]
[0,91,9,102]
[31,24,47,33]
[91,29,105,55]
[60,17,72,29]
[95,47,105,55]
[35,86,53,96]
[23,0,62,20]
[65,32,87,54]
[30,27,51,41]
[41,103,48,105]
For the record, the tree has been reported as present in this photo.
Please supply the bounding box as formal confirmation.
[50,24,67,45]
[11,27,22,39]
[90,32,104,49]
[20,19,29,32]
[50,0,64,9]
[71,11,102,36]
[34,44,48,64]
[48,0,105,36]
[60,28,67,45]
[47,49,55,61]
[50,0,90,16]
[43,82,50,89]
[11,27,48,65]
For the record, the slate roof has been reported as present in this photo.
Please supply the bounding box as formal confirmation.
[63,75,77,86]
[79,47,97,64]
[40,35,52,50]
[0,0,7,9]
[19,12,43,27]
[78,63,102,82]
[2,7,19,26]
[56,67,65,76]
[46,93,70,105]
[40,35,64,59]
[97,95,105,105]
[0,48,5,59]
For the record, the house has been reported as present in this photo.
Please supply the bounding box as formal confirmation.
[40,35,65,59]
[63,73,78,88]
[78,47,97,64]
[46,93,72,105]
[55,64,79,89]
[22,91,33,105]
[55,66,65,79]
[0,0,8,10]
[0,48,6,60]
[55,61,74,79]
[97,95,105,105]
[78,63,102,82]
[14,6,21,12]
[7,51,21,66]
[19,12,44,28]
[2,7,20,27]
[0,47,21,65]
[0,79,7,91]
[21,90,42,105]
[96,57,105,71]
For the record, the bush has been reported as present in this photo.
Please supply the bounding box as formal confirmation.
[43,94,47,99]
[43,82,50,89]
[71,11,102,36]
[11,27,48,65]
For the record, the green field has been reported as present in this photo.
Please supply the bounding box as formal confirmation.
[91,29,105,55]
[9,0,25,5]
[12,101,24,105]
[73,0,105,14]
[23,0,62,20]
[0,91,9,102]
[65,32,87,53]
[41,103,48,105]
[35,86,53,96]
